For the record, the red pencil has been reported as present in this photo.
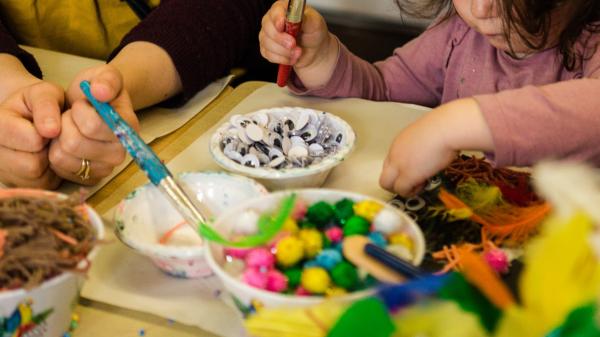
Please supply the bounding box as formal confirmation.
[277,0,306,87]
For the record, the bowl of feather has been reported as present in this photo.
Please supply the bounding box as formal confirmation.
[204,189,425,315]
[0,188,104,337]
[209,107,356,190]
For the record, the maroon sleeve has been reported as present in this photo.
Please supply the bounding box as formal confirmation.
[109,0,273,103]
[0,18,42,78]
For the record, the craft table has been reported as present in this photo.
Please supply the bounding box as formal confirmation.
[76,81,431,337]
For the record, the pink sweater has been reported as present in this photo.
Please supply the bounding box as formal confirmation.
[290,16,600,167]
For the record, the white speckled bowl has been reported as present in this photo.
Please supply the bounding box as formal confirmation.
[209,107,356,190]
[205,189,425,313]
[0,189,104,337]
[114,171,268,278]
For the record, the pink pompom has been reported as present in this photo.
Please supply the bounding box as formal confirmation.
[245,248,275,269]
[484,249,510,274]
[224,247,251,259]
[325,227,344,243]
[292,199,308,220]
[242,268,268,289]
[266,270,288,292]
[295,286,310,296]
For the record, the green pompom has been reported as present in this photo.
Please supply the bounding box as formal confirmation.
[284,267,303,289]
[343,215,370,236]
[331,261,358,290]
[306,201,335,228]
[334,198,355,224]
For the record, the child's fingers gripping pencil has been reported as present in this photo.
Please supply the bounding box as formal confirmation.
[277,0,306,87]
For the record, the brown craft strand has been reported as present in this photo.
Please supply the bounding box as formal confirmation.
[444,156,530,187]
[0,195,95,290]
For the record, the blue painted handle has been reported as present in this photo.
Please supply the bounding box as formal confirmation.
[80,80,170,185]
[365,243,424,279]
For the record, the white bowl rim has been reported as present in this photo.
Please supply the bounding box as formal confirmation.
[209,107,356,179]
[204,188,426,305]
[114,171,269,259]
[0,188,105,300]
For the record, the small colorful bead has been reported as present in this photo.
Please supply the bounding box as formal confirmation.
[372,208,403,234]
[388,232,414,251]
[325,226,344,243]
[331,261,358,290]
[284,267,303,288]
[245,248,275,269]
[343,215,370,236]
[325,286,348,297]
[353,200,383,222]
[292,199,308,220]
[299,228,323,258]
[266,269,288,292]
[282,217,299,234]
[301,267,331,294]
[315,249,342,270]
[368,231,388,247]
[306,201,335,227]
[275,236,304,267]
[484,248,510,274]
[333,198,355,223]
[243,268,269,289]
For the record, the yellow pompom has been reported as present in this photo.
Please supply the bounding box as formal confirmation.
[301,267,331,294]
[325,286,348,297]
[353,200,384,222]
[389,232,414,251]
[282,217,299,234]
[298,228,323,258]
[275,236,304,267]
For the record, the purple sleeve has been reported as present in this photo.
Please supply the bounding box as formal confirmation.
[109,0,272,103]
[290,17,468,107]
[0,19,42,78]
[475,51,600,166]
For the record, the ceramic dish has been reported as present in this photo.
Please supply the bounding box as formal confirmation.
[114,171,268,278]
[205,189,425,313]
[209,107,356,190]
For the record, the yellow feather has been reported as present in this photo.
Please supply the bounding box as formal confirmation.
[392,301,488,337]
[495,213,600,337]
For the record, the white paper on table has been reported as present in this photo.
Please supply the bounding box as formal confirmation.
[81,83,431,336]
[17,46,232,197]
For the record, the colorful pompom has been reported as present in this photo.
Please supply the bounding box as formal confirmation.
[275,236,304,267]
[299,228,323,258]
[245,248,275,269]
[353,200,384,222]
[301,267,331,294]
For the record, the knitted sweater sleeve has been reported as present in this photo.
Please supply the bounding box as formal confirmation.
[0,18,42,79]
[109,0,272,103]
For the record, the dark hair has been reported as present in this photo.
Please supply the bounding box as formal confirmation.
[394,0,600,71]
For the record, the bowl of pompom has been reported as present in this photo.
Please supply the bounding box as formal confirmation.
[209,107,355,190]
[114,171,268,278]
[0,188,104,337]
[204,189,425,314]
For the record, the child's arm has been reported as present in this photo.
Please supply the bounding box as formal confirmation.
[379,98,494,196]
[260,0,338,88]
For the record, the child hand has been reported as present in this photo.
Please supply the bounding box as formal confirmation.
[259,0,338,87]
[379,99,494,196]
[49,65,139,185]
[0,81,63,189]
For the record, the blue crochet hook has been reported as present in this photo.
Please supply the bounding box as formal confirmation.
[80,80,208,229]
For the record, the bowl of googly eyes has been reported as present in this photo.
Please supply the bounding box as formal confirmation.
[204,189,425,312]
[209,107,356,190]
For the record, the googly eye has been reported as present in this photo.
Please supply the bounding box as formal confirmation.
[405,196,426,211]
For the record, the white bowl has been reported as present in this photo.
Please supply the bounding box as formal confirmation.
[205,189,425,313]
[209,107,356,190]
[0,188,104,337]
[114,171,268,278]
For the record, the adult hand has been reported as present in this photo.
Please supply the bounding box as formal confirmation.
[0,80,63,188]
[49,64,139,185]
